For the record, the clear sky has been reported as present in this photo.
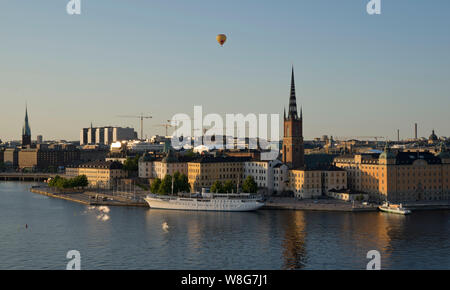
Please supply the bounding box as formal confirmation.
[1,0,449,141]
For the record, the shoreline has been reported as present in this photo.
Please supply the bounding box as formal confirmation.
[28,186,450,212]
[30,186,148,207]
[263,197,378,212]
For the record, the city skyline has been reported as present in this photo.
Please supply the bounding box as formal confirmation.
[1,0,449,141]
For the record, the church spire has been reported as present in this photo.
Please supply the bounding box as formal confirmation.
[22,105,31,136]
[288,66,298,119]
[22,104,31,146]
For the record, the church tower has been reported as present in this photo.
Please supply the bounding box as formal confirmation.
[22,105,31,147]
[282,67,304,169]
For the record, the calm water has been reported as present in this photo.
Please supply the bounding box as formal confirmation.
[0,182,449,270]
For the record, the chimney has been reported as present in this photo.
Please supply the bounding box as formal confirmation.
[415,123,418,139]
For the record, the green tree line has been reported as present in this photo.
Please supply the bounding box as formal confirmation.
[48,175,89,189]
[208,176,258,194]
[150,171,190,195]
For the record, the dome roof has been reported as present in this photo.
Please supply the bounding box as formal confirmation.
[429,130,438,141]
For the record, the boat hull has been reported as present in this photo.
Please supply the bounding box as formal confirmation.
[144,195,265,212]
[378,206,411,215]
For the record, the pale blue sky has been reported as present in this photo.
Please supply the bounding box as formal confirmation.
[0,0,449,141]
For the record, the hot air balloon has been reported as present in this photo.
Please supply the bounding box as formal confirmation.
[216,34,227,46]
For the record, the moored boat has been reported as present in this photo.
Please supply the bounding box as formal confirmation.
[378,202,411,215]
[144,191,265,212]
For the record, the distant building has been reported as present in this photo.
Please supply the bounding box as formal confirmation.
[36,135,43,144]
[243,159,287,194]
[18,146,80,170]
[67,161,127,187]
[80,126,137,145]
[79,149,108,163]
[138,153,156,179]
[3,148,19,168]
[187,156,250,192]
[289,169,322,199]
[334,144,450,202]
[139,151,192,180]
[428,130,439,144]
[288,167,347,199]
[273,163,289,193]
[126,140,164,152]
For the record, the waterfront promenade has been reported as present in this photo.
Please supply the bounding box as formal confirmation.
[264,197,378,212]
[29,185,377,211]
[28,185,450,212]
[30,186,147,207]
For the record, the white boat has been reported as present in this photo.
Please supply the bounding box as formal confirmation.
[378,202,411,215]
[144,191,265,212]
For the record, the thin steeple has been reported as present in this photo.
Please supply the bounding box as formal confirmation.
[22,104,31,136]
[288,66,298,119]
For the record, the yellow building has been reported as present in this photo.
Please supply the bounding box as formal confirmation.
[289,167,347,199]
[187,156,249,192]
[68,161,127,187]
[334,144,450,202]
[139,151,189,180]
[153,152,188,179]
[289,169,322,198]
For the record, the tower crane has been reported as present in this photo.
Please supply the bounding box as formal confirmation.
[155,120,175,136]
[117,113,152,140]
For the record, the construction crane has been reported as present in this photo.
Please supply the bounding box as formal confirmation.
[155,120,175,136]
[117,113,152,140]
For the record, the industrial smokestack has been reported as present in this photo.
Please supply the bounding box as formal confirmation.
[397,129,400,142]
[415,123,418,139]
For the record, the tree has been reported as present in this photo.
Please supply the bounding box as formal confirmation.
[173,171,191,193]
[123,155,140,173]
[173,171,181,193]
[159,175,173,194]
[210,181,223,193]
[178,173,191,193]
[242,176,257,193]
[48,175,88,189]
[223,180,235,193]
[73,175,88,187]
[150,178,161,193]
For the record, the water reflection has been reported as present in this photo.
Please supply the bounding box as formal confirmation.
[282,211,307,269]
[1,182,449,269]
